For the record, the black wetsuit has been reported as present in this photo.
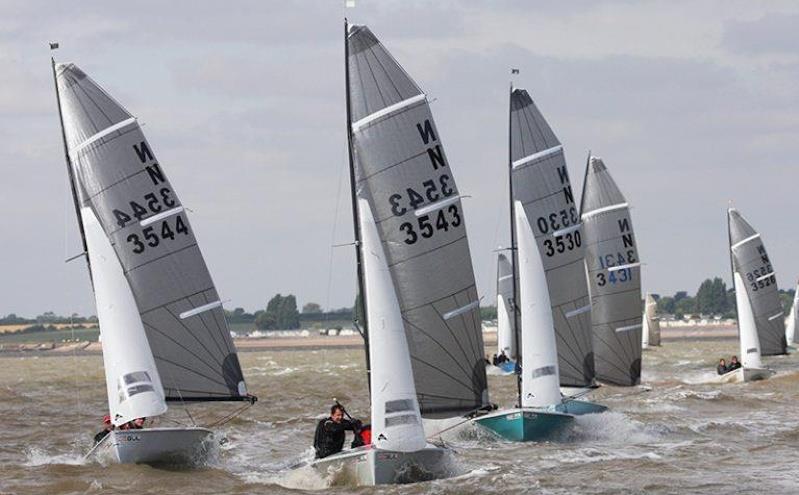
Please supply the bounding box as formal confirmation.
[93,428,111,445]
[717,364,728,375]
[313,418,359,459]
[728,361,742,371]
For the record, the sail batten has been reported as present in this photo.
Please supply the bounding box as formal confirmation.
[581,156,642,386]
[728,208,787,356]
[56,62,249,402]
[347,25,488,417]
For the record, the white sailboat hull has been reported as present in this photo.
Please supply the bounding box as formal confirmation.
[711,367,775,384]
[100,427,213,466]
[310,444,451,486]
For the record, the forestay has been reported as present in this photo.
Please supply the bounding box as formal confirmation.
[509,88,594,388]
[347,25,488,417]
[57,64,249,401]
[728,208,786,356]
[496,253,516,359]
[580,157,642,386]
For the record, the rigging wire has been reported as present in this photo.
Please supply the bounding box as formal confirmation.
[323,147,347,323]
[64,172,83,428]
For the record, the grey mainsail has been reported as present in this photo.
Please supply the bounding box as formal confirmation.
[728,208,787,355]
[580,157,642,386]
[347,25,488,417]
[56,63,249,401]
[509,88,595,388]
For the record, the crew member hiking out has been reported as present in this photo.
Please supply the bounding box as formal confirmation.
[313,404,362,459]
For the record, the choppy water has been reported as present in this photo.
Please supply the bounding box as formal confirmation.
[2,339,798,494]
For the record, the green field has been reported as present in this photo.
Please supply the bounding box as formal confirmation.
[0,326,100,344]
[0,318,359,345]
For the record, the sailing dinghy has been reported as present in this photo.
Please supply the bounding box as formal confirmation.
[52,59,254,465]
[580,156,643,386]
[309,21,490,484]
[642,293,661,348]
[785,282,799,347]
[491,253,517,374]
[473,86,605,442]
[715,208,781,383]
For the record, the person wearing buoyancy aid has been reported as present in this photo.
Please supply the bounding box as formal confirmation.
[313,404,362,459]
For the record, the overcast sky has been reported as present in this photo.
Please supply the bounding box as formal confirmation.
[1,1,797,317]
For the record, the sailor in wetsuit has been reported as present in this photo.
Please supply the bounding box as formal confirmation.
[727,356,742,371]
[716,358,728,375]
[313,404,362,459]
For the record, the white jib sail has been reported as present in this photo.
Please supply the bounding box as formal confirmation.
[642,294,660,347]
[83,206,167,426]
[497,294,514,358]
[734,272,763,369]
[516,201,562,408]
[786,285,799,344]
[359,199,426,452]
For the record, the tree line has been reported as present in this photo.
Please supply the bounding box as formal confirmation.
[6,277,796,332]
[653,277,795,319]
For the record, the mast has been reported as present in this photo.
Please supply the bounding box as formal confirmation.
[344,18,371,386]
[51,54,92,283]
[727,207,739,339]
[578,150,591,215]
[507,81,522,406]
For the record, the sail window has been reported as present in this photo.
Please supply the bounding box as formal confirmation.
[614,323,642,333]
[351,94,426,132]
[581,202,629,220]
[565,304,591,318]
[180,300,223,319]
[530,365,556,379]
[607,262,641,272]
[70,117,137,157]
[443,300,480,320]
[730,233,760,250]
[126,384,155,397]
[122,371,152,385]
[385,414,419,427]
[512,145,563,169]
[140,206,184,227]
[385,399,414,414]
[414,195,461,217]
[117,371,155,403]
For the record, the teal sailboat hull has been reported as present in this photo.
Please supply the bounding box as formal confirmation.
[473,408,574,442]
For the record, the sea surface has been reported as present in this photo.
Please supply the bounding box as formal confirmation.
[1,339,798,494]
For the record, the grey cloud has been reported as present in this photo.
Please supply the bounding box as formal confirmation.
[1,3,798,318]
[722,13,799,56]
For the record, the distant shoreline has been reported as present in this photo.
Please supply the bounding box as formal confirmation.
[0,326,738,359]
